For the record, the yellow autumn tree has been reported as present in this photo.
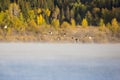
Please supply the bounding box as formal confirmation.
[99,19,105,27]
[11,16,26,32]
[28,10,35,21]
[61,21,71,29]
[44,8,51,24]
[51,19,60,29]
[71,18,76,28]
[19,12,24,22]
[9,3,20,17]
[37,14,45,25]
[37,8,42,14]
[0,11,5,25]
[27,19,38,32]
[82,18,88,28]
[99,19,106,31]
[0,10,11,28]
[45,9,51,17]
[111,18,119,33]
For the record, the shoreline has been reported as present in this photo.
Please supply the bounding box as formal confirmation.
[0,27,120,43]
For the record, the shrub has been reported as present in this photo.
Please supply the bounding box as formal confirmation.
[99,19,105,27]
[37,8,42,14]
[19,12,24,22]
[71,18,76,28]
[111,18,119,33]
[27,19,38,31]
[45,9,51,17]
[11,16,26,32]
[61,21,71,29]
[9,3,20,17]
[0,10,11,28]
[6,27,12,36]
[0,11,5,27]
[81,18,88,28]
[37,14,45,25]
[99,25,107,32]
[51,19,60,29]
[28,10,35,21]
[99,19,106,31]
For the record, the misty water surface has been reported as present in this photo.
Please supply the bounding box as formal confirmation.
[0,43,120,80]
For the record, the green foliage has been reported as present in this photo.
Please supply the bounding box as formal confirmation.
[75,14,81,25]
[20,1,31,21]
[0,0,10,11]
[0,0,120,34]
[101,8,113,24]
[85,11,92,25]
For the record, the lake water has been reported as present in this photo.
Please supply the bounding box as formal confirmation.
[0,43,120,80]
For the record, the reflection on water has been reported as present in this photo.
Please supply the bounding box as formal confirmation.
[0,59,120,80]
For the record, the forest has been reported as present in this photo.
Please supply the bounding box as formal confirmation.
[0,0,120,43]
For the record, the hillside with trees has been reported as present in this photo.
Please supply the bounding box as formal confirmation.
[0,0,120,43]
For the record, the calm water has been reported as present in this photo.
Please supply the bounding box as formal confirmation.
[0,43,120,80]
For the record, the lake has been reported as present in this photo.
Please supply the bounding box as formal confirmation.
[0,43,120,80]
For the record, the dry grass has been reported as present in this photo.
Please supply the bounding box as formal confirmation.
[0,26,119,43]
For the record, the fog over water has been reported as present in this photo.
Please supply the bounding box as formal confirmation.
[0,43,120,59]
[0,43,120,80]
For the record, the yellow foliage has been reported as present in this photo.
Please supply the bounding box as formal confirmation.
[99,19,106,31]
[99,19,105,27]
[9,3,20,17]
[82,18,88,28]
[27,19,38,31]
[45,9,51,17]
[37,8,42,14]
[61,21,71,29]
[0,10,11,27]
[51,19,60,29]
[111,18,119,33]
[19,12,24,22]
[71,18,76,28]
[112,18,119,27]
[55,6,60,16]
[0,11,5,23]
[6,27,12,36]
[37,14,45,25]
[28,10,35,21]
[106,23,111,29]
[11,16,26,32]
[99,26,106,31]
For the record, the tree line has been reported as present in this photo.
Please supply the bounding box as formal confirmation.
[0,0,120,27]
